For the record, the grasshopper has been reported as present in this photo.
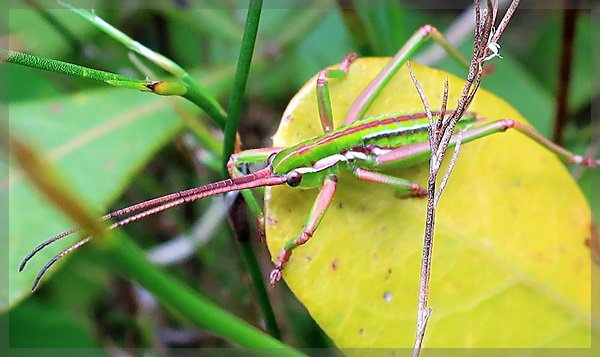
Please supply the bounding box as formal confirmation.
[20,18,599,291]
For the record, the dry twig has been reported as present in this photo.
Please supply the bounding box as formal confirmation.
[411,1,520,355]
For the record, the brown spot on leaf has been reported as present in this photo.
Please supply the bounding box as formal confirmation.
[385,268,392,280]
[359,328,365,336]
[330,258,339,271]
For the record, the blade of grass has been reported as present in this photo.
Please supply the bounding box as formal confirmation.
[220,0,281,340]
[2,50,187,94]
[60,2,227,129]
[221,1,262,169]
[100,233,300,352]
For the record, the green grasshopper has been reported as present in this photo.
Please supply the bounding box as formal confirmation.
[20,20,599,291]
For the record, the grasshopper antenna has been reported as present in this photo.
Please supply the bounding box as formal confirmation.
[20,166,289,290]
[29,238,90,291]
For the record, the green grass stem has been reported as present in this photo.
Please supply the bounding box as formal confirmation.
[61,2,227,129]
[3,50,152,92]
[222,1,262,172]
[219,0,282,340]
[97,233,301,353]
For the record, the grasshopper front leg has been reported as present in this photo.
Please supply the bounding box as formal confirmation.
[270,175,338,284]
[227,147,285,240]
[269,168,428,284]
[316,52,357,132]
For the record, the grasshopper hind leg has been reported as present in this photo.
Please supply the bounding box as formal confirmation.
[352,167,427,198]
[315,53,357,133]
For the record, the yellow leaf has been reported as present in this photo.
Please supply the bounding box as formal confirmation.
[265,59,595,348]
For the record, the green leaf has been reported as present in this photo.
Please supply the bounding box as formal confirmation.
[5,89,183,311]
[8,65,62,102]
[6,300,99,348]
[265,60,594,348]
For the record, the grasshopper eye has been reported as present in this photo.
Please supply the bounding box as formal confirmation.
[286,171,303,187]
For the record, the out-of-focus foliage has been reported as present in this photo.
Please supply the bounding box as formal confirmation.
[5,0,596,351]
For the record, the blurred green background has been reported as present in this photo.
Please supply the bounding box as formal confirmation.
[3,0,598,351]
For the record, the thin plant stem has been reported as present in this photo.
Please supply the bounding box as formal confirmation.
[411,1,520,355]
[230,194,281,340]
[6,47,231,159]
[128,52,224,163]
[572,136,600,180]
[2,49,232,125]
[100,233,299,351]
[25,0,82,54]
[553,2,579,145]
[222,1,262,174]
[1,50,173,93]
[435,129,465,208]
[61,3,227,129]
[220,0,281,339]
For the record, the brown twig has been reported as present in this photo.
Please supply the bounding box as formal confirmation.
[410,1,520,355]
[552,2,579,145]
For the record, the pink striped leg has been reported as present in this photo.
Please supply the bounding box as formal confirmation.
[344,24,471,126]
[374,119,600,168]
[352,167,427,198]
[270,175,338,284]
